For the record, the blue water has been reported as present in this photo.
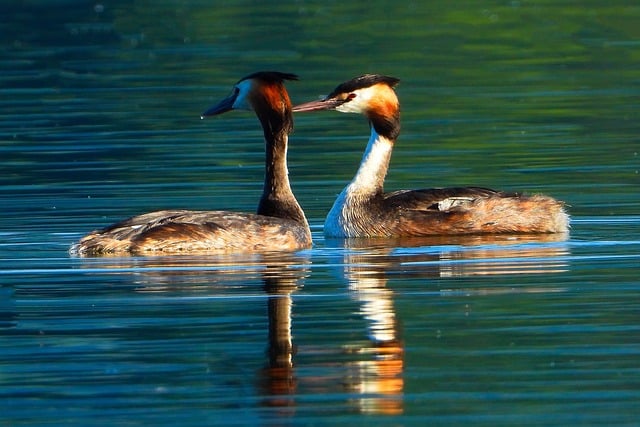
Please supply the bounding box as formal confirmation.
[2,1,640,426]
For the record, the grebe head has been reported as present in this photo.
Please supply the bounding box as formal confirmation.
[201,71,298,118]
[293,74,400,140]
[292,74,399,115]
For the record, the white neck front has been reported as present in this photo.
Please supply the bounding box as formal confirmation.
[324,128,394,237]
[347,128,393,196]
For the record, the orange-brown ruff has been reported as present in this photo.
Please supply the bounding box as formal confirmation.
[293,74,569,238]
[71,72,311,255]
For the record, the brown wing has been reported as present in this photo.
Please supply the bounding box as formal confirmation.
[378,189,567,235]
[85,210,201,241]
[383,187,512,211]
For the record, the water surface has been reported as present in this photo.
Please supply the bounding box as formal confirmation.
[1,1,639,425]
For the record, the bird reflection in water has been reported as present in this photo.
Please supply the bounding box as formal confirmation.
[342,263,404,415]
[258,261,301,412]
[331,232,570,279]
[69,233,569,418]
[257,252,405,416]
[330,232,570,414]
[80,253,306,415]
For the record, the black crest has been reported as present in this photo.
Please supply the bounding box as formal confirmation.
[329,74,399,97]
[239,71,299,84]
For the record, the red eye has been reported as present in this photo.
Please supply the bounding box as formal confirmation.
[347,93,356,101]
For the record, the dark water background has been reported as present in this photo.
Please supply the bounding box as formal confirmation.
[1,1,639,425]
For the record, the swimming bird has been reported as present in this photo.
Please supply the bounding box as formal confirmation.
[293,74,569,237]
[71,71,311,255]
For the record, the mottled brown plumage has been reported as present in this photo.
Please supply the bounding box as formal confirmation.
[293,74,569,238]
[71,72,311,256]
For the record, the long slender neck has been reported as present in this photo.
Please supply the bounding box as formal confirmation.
[255,105,307,225]
[346,104,400,194]
[324,125,395,237]
[347,127,394,197]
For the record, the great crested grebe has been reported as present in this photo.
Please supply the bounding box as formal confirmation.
[70,71,311,255]
[293,74,569,238]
